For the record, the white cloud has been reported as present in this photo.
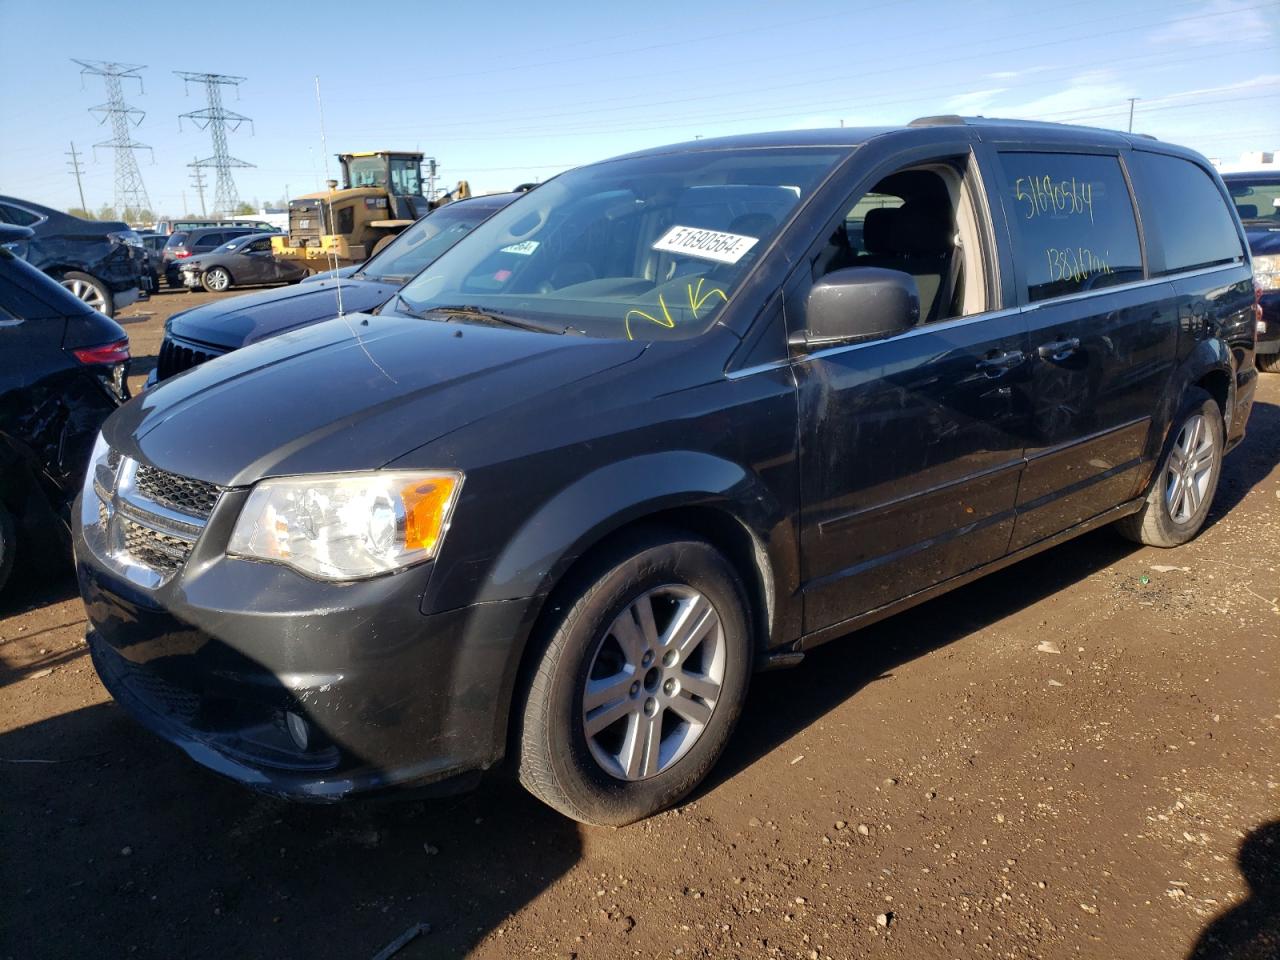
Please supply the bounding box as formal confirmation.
[1149,0,1274,47]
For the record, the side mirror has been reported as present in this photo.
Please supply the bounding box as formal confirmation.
[793,267,920,349]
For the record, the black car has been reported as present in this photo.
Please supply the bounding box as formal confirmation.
[137,232,168,291]
[152,194,517,383]
[0,225,129,592]
[0,196,148,317]
[176,232,308,293]
[162,226,270,287]
[1221,171,1280,371]
[76,119,1258,826]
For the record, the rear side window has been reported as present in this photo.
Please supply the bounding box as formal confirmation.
[0,203,41,227]
[1129,152,1244,274]
[998,152,1143,303]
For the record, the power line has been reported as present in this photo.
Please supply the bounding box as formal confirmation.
[188,158,208,217]
[65,141,87,212]
[71,59,153,218]
[177,71,254,217]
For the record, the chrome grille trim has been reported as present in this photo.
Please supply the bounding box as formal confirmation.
[88,454,221,587]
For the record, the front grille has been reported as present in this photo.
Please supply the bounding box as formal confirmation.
[122,518,191,575]
[134,464,221,518]
[288,201,325,246]
[156,336,225,381]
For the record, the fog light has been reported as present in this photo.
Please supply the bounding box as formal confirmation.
[285,711,310,751]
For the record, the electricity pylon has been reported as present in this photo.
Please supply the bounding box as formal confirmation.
[176,71,254,217]
[72,59,153,219]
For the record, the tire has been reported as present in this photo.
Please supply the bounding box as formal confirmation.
[1257,352,1280,373]
[517,530,753,826]
[59,271,113,316]
[201,267,233,293]
[1116,387,1224,547]
[0,503,15,595]
[370,234,396,256]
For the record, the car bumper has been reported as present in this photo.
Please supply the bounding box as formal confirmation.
[76,517,536,801]
[180,269,202,289]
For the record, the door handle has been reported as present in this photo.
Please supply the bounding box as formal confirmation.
[976,349,1025,376]
[1037,337,1081,361]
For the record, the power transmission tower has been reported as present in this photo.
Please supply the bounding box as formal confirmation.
[72,60,153,219]
[66,141,87,212]
[176,71,254,217]
[188,158,208,217]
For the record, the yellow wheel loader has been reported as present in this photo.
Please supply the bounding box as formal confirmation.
[272,152,471,269]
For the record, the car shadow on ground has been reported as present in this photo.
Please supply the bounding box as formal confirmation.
[1186,820,1279,959]
[1204,399,1280,531]
[1,700,583,959]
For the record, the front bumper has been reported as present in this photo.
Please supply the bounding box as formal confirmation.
[76,511,537,800]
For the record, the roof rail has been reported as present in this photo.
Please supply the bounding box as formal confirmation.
[909,115,967,127]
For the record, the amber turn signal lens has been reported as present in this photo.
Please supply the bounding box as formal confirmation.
[402,475,460,554]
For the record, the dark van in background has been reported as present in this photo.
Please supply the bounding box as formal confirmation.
[1221,170,1280,370]
[76,118,1258,826]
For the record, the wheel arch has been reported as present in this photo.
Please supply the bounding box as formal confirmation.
[480,451,801,764]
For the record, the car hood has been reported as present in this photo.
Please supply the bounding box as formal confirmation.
[167,277,399,349]
[1242,222,1280,256]
[106,313,646,486]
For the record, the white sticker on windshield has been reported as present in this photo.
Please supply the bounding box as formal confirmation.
[500,240,540,255]
[651,225,759,265]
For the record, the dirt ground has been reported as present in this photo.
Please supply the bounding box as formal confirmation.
[2,286,1277,960]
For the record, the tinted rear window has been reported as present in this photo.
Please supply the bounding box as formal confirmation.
[165,232,188,248]
[997,152,1144,303]
[1129,152,1244,274]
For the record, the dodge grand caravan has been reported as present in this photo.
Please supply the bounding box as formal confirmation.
[76,118,1259,826]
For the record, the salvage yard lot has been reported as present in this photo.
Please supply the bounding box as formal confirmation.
[2,288,1277,960]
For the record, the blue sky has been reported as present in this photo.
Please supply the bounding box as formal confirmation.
[1,0,1276,216]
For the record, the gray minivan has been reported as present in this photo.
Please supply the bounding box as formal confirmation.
[77,117,1259,826]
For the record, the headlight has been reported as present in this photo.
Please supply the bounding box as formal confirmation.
[1254,254,1279,292]
[228,471,463,580]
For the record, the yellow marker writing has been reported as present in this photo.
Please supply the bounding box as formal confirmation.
[687,277,728,319]
[625,293,676,341]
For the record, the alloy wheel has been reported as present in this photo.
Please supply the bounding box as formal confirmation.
[206,269,230,291]
[581,585,726,781]
[1164,413,1216,524]
[62,278,106,313]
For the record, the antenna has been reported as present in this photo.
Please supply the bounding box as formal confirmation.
[66,141,87,212]
[72,59,153,219]
[176,71,254,217]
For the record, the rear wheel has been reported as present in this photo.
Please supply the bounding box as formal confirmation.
[1257,352,1280,373]
[370,234,396,256]
[517,531,752,826]
[202,267,232,293]
[59,271,113,316]
[1116,387,1224,547]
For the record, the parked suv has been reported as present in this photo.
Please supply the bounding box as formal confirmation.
[76,119,1258,826]
[1,225,128,592]
[1221,171,1280,370]
[161,226,272,286]
[151,193,516,383]
[0,196,148,317]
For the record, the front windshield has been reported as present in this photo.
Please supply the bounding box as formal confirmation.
[1225,176,1280,224]
[394,147,844,340]
[361,201,504,282]
[347,157,387,189]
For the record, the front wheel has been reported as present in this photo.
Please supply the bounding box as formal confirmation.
[202,267,232,293]
[517,531,752,826]
[1257,352,1280,373]
[1116,387,1224,547]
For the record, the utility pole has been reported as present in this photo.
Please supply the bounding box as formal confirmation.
[65,141,87,212]
[72,60,153,219]
[176,71,254,218]
[188,158,208,217]
[1127,97,1139,133]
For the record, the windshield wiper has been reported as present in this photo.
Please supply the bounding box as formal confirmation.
[414,304,566,334]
